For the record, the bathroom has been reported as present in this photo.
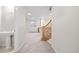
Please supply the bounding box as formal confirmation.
[0,6,15,52]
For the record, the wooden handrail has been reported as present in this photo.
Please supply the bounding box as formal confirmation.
[41,19,52,41]
[44,19,52,27]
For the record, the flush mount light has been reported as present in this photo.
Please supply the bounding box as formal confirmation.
[27,12,32,15]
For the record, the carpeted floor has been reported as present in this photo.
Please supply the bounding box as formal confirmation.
[16,33,55,53]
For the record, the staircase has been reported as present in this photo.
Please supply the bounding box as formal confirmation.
[38,19,52,41]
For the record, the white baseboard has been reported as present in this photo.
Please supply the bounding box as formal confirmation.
[51,44,57,53]
[48,39,57,53]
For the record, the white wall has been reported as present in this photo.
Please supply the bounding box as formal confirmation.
[50,7,79,53]
[0,7,1,31]
[14,7,27,51]
[1,6,15,32]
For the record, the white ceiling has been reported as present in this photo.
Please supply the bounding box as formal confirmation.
[18,6,50,17]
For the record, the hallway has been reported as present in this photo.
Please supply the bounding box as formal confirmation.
[16,33,55,53]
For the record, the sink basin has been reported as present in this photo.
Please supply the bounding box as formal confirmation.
[0,31,14,52]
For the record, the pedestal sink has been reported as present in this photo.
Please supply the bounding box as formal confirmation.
[0,31,14,53]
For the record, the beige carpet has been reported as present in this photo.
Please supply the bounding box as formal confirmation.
[16,33,55,53]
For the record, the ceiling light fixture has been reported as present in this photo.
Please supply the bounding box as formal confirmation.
[27,12,32,15]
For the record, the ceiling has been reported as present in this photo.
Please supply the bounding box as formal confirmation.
[18,6,51,17]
